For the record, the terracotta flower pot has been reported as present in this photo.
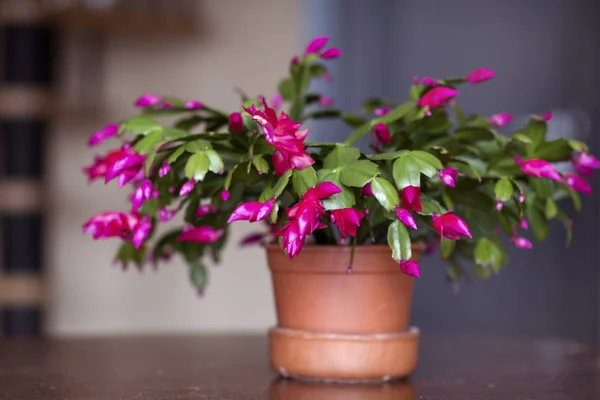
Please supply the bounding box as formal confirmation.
[265,244,421,382]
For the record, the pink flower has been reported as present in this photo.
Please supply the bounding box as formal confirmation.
[88,123,119,147]
[432,212,472,240]
[135,93,163,108]
[162,101,174,109]
[490,113,513,127]
[417,87,459,109]
[158,162,171,178]
[511,236,532,249]
[196,204,218,217]
[278,182,341,258]
[412,76,419,85]
[330,208,365,238]
[400,260,420,277]
[467,68,495,84]
[228,112,244,133]
[421,76,436,86]
[520,219,529,229]
[395,207,417,230]
[179,180,195,196]
[244,98,314,175]
[305,36,329,55]
[221,190,230,201]
[374,107,390,116]
[131,179,153,212]
[185,100,203,110]
[373,123,391,144]
[362,182,374,197]
[496,200,503,211]
[291,56,299,65]
[515,157,562,182]
[159,206,177,222]
[543,112,552,121]
[271,93,283,110]
[228,198,275,223]
[320,48,342,60]
[318,96,333,107]
[240,233,266,246]
[83,146,145,188]
[439,167,458,187]
[83,211,151,249]
[401,186,422,212]
[177,226,224,243]
[564,173,592,195]
[571,152,600,176]
[518,193,525,203]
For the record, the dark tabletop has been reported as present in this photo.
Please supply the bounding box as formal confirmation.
[0,334,598,400]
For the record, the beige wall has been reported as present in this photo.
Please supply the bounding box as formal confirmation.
[47,0,301,335]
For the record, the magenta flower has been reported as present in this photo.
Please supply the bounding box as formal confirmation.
[221,190,230,201]
[362,182,374,197]
[520,219,529,229]
[321,48,342,59]
[244,98,314,175]
[305,36,329,55]
[489,113,513,127]
[177,226,224,243]
[278,182,341,258]
[228,198,275,223]
[374,107,390,116]
[373,123,391,144]
[417,87,459,109]
[318,96,333,107]
[240,233,266,246]
[412,76,419,85]
[83,211,151,249]
[330,208,365,238]
[131,179,153,212]
[432,212,472,240]
[543,112,552,121]
[571,152,600,176]
[291,56,299,65]
[88,123,119,147]
[564,173,592,194]
[83,146,144,188]
[196,204,218,217]
[179,180,195,196]
[135,93,163,108]
[515,157,562,182]
[511,236,532,249]
[421,76,436,86]
[228,112,244,133]
[518,193,525,203]
[271,93,283,110]
[395,207,417,230]
[401,186,422,212]
[132,217,152,248]
[185,100,203,110]
[158,162,171,178]
[159,206,177,222]
[439,167,458,187]
[496,200,503,211]
[400,260,420,278]
[162,101,174,109]
[467,68,495,84]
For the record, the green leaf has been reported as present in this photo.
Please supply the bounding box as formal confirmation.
[368,150,407,160]
[533,138,572,161]
[544,198,558,219]
[115,241,145,268]
[441,238,455,259]
[528,202,549,241]
[410,150,444,170]
[269,202,280,223]
[496,210,513,236]
[375,101,416,124]
[292,166,318,195]
[168,146,186,163]
[309,64,327,77]
[452,127,495,142]
[144,151,157,176]
[133,128,164,154]
[224,165,238,190]
[474,264,492,279]
[370,177,400,211]
[344,121,373,146]
[278,78,296,101]
[517,120,546,154]
[342,113,367,128]
[512,132,533,144]
[305,109,341,119]
[454,105,467,127]
[419,196,445,216]
[252,155,269,175]
[185,139,212,152]
[568,139,588,152]
[393,153,421,189]
[387,220,412,262]
[320,170,355,210]
[569,189,581,212]
[189,261,209,293]
[272,170,293,198]
[121,116,162,136]
[474,238,501,269]
[184,152,210,181]
[494,177,513,201]
[163,127,189,140]
[340,160,379,187]
[323,146,360,169]
[205,150,224,174]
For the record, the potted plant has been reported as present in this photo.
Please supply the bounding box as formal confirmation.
[83,36,596,381]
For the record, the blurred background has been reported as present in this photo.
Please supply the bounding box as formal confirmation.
[0,0,598,342]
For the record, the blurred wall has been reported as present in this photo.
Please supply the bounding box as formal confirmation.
[47,0,301,335]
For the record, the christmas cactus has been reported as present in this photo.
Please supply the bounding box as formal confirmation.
[83,36,596,291]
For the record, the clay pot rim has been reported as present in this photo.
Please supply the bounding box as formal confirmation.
[263,243,424,253]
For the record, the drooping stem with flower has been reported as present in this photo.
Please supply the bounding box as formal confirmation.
[82,36,595,291]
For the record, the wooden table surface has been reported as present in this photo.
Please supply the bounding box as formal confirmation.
[0,334,598,399]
